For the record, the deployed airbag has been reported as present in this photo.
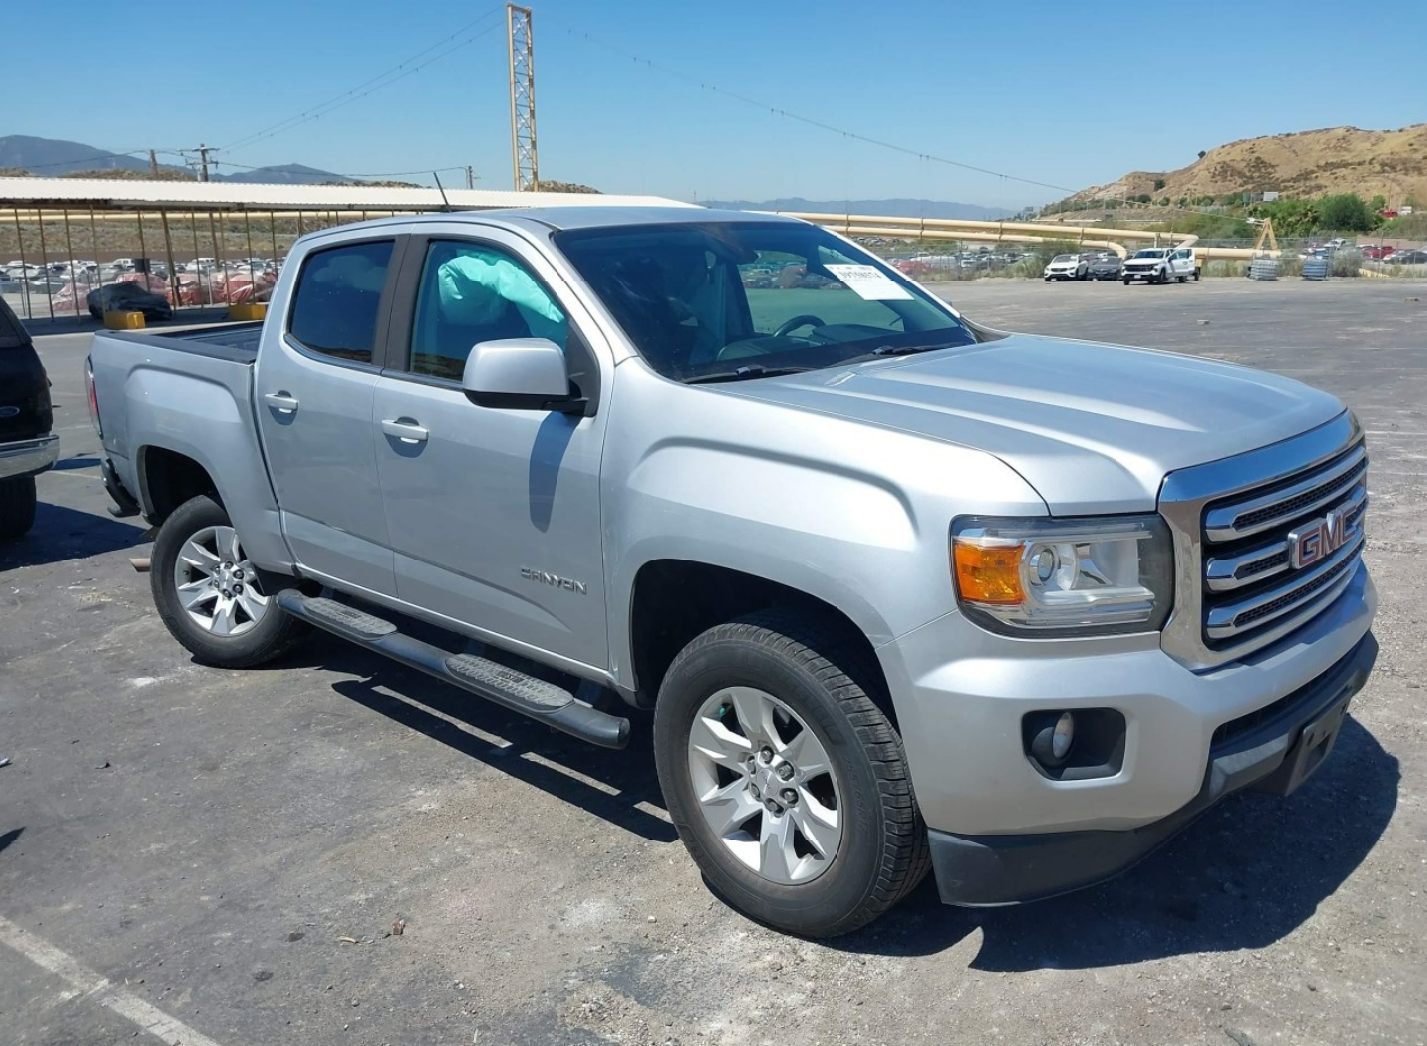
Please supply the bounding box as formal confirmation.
[438,250,566,343]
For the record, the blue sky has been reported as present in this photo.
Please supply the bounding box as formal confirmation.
[6,0,1422,207]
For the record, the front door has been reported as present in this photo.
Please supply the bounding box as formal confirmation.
[372,230,610,670]
[254,236,403,595]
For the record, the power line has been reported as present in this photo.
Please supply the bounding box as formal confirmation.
[221,6,506,154]
[563,28,1082,197]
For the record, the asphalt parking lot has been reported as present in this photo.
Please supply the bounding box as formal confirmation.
[2,277,1425,1046]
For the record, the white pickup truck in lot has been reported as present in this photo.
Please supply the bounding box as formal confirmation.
[88,207,1376,936]
[1123,246,1199,284]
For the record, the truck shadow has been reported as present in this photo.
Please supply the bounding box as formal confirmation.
[0,501,149,570]
[294,631,677,844]
[830,717,1397,969]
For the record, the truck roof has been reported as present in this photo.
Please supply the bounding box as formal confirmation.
[304,206,802,239]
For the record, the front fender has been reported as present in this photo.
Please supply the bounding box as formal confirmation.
[600,362,1048,690]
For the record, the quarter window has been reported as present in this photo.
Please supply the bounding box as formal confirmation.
[409,240,567,380]
[288,240,394,364]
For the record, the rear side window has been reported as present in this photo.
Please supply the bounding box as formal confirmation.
[288,240,394,364]
[0,296,28,350]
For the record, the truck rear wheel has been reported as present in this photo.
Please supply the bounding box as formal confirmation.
[150,494,308,667]
[653,610,929,937]
[0,475,38,542]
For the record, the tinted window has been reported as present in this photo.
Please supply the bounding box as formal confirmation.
[0,296,30,349]
[288,240,393,364]
[408,240,567,380]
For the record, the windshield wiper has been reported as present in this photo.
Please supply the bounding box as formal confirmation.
[869,341,963,356]
[837,341,965,365]
[684,365,811,385]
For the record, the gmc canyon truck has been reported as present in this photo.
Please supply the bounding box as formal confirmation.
[0,295,57,541]
[88,208,1377,937]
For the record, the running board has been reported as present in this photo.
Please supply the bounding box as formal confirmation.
[276,592,630,749]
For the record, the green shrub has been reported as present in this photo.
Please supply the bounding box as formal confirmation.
[1330,251,1363,277]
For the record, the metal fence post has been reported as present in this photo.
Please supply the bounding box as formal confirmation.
[61,208,78,316]
[36,213,54,319]
[12,207,32,320]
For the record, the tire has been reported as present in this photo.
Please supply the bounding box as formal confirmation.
[1194,270,1201,282]
[150,494,308,667]
[1178,274,1187,283]
[0,475,38,542]
[1122,278,1131,285]
[654,610,930,937]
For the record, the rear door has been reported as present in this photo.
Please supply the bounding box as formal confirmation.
[254,234,407,596]
[370,226,611,669]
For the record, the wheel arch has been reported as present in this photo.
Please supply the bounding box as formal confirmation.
[625,559,892,719]
[138,444,220,523]
[134,439,293,572]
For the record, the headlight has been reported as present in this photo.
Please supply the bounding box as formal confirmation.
[951,516,1174,635]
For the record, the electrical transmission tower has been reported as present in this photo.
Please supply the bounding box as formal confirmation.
[507,4,539,192]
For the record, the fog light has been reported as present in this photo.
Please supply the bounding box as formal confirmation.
[1052,712,1075,760]
[1023,708,1125,781]
[1029,711,1076,767]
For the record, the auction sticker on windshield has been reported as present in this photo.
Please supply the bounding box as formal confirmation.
[825,264,913,301]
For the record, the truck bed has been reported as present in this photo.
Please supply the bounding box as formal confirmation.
[98,321,264,365]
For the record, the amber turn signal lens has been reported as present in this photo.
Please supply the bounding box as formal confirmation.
[953,541,1025,605]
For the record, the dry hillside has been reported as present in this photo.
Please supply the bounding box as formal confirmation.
[1069,125,1427,205]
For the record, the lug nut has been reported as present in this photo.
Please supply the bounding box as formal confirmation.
[776,763,794,780]
[781,789,797,805]
[759,746,774,764]
[233,568,244,580]
[233,583,244,594]
[750,785,761,799]
[764,798,780,814]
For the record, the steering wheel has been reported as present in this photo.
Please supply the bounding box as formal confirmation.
[773,314,826,338]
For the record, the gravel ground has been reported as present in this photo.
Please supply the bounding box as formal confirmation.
[1,278,1424,1046]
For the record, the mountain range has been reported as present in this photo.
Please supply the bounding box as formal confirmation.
[702,197,1018,220]
[0,135,354,184]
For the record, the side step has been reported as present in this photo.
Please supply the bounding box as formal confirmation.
[277,592,630,749]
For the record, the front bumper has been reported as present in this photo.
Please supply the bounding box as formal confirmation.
[926,632,1376,904]
[0,434,59,480]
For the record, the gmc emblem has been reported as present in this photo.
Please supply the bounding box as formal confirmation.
[1287,507,1360,570]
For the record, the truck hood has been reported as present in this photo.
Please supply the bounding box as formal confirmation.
[721,334,1345,514]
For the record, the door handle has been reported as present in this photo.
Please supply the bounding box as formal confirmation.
[264,391,299,414]
[381,418,429,444]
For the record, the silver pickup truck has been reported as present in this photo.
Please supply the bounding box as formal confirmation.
[89,207,1377,937]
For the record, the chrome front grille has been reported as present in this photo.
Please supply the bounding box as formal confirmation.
[1159,413,1368,668]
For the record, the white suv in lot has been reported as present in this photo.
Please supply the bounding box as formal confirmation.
[1043,253,1088,281]
[1123,248,1197,284]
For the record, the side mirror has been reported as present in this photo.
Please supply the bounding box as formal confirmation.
[461,338,585,413]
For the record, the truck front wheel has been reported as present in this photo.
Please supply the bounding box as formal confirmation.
[151,494,308,668]
[653,611,929,937]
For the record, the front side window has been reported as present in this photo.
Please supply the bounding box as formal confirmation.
[287,240,393,364]
[555,221,970,382]
[408,240,567,380]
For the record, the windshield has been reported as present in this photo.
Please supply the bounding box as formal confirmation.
[1051,254,1076,264]
[1132,250,1166,259]
[554,221,973,382]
